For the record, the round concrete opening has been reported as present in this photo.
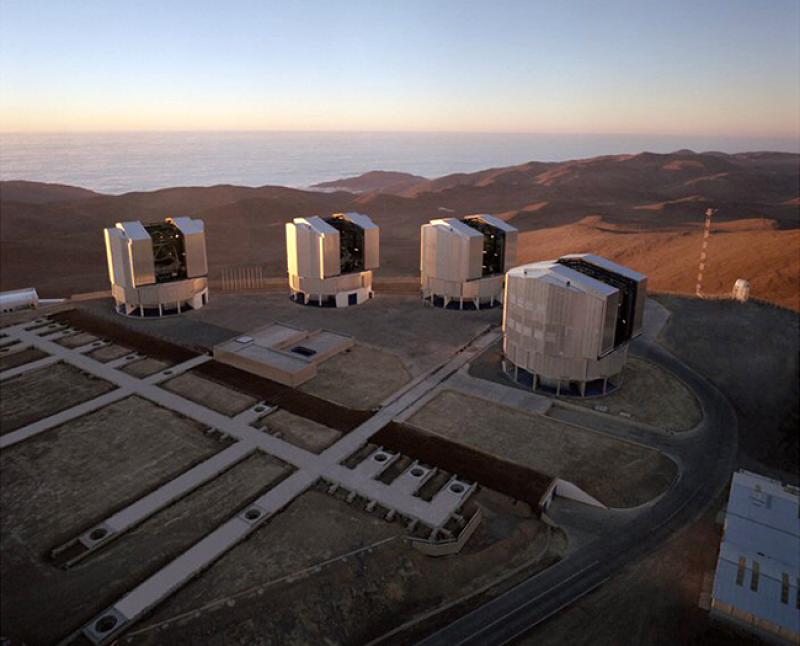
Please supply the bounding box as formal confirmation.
[450,483,465,494]
[94,615,118,633]
[410,468,424,477]
[93,341,103,346]
[374,453,388,463]
[254,406,266,413]
[163,370,173,376]
[89,528,108,541]
[245,509,261,521]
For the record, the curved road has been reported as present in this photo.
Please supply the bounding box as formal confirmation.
[417,337,739,646]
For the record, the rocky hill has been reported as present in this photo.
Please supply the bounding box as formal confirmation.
[2,150,797,308]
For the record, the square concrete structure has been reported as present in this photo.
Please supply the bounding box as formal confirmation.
[503,254,647,397]
[420,214,518,309]
[213,322,354,386]
[0,288,40,313]
[104,217,209,318]
[286,212,379,307]
[710,470,799,643]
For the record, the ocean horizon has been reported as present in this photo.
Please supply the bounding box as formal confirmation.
[1,130,797,194]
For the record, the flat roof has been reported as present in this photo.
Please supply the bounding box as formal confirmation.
[214,322,354,380]
[293,216,338,236]
[508,261,618,299]
[463,213,518,233]
[712,469,799,634]
[560,253,646,283]
[429,218,484,239]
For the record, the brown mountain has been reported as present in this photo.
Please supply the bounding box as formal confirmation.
[312,170,428,194]
[0,180,102,204]
[1,150,798,308]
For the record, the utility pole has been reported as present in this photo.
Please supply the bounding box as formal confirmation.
[695,208,716,298]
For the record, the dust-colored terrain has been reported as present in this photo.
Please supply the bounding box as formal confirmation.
[0,362,115,433]
[469,341,702,432]
[300,343,412,409]
[131,488,564,646]
[161,370,258,416]
[0,393,290,645]
[407,390,676,508]
[1,151,797,308]
[521,499,765,646]
[120,356,170,377]
[256,408,341,453]
[655,296,799,483]
[571,356,703,432]
[87,342,131,362]
[0,346,47,371]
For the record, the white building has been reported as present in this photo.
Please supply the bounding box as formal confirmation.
[732,279,752,303]
[503,254,647,397]
[710,470,799,643]
[420,214,518,309]
[286,212,379,307]
[0,288,40,313]
[104,217,209,317]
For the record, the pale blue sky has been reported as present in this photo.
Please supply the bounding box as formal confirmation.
[0,0,798,134]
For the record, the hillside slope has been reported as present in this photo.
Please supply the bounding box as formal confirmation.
[1,150,797,307]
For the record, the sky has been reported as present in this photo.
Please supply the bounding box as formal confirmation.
[0,0,798,136]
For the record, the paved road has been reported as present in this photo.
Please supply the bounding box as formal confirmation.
[417,337,738,646]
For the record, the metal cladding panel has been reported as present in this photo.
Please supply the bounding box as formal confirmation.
[118,221,155,287]
[332,212,379,270]
[362,225,380,270]
[503,264,622,381]
[420,223,433,274]
[338,212,378,231]
[503,229,519,271]
[464,213,517,233]
[601,291,619,354]
[632,277,648,336]
[427,219,483,283]
[170,217,207,278]
[560,253,647,283]
[104,227,128,288]
[320,229,341,278]
[288,218,334,280]
[285,222,299,276]
[467,233,483,279]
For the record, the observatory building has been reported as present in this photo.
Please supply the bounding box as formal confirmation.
[420,214,518,309]
[502,254,647,397]
[104,217,209,317]
[286,212,379,307]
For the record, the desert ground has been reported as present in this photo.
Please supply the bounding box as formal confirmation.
[0,289,796,645]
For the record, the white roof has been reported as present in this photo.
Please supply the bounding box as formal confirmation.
[293,215,338,236]
[429,218,483,239]
[0,288,39,306]
[463,213,518,233]
[508,261,618,299]
[560,253,646,283]
[333,212,378,230]
[169,216,204,235]
[724,470,799,569]
[712,470,799,633]
[116,221,151,241]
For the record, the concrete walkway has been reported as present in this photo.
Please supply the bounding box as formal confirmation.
[1,316,501,646]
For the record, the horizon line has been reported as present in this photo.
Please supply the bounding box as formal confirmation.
[1,128,799,140]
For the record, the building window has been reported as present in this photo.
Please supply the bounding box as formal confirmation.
[736,557,746,586]
[750,561,760,591]
[781,573,790,604]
